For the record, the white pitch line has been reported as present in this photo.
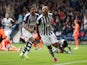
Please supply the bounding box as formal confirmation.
[55,60,87,65]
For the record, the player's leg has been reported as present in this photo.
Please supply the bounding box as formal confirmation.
[0,44,8,51]
[47,45,57,62]
[0,44,2,51]
[33,43,37,50]
[67,45,72,54]
[50,32,59,62]
[20,40,33,59]
[8,45,21,51]
[39,33,58,62]
[33,33,42,50]
[39,40,43,49]
[20,29,35,59]
[63,40,72,53]
[52,42,62,53]
[74,35,79,49]
[33,34,38,49]
[20,34,38,58]
[50,32,62,52]
[47,46,54,57]
[74,39,79,49]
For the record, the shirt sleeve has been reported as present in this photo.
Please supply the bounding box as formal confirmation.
[36,15,42,25]
[36,18,41,25]
[23,13,30,23]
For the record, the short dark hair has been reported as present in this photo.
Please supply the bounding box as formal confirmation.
[63,41,68,48]
[30,5,36,10]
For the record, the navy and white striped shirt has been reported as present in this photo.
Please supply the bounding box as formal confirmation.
[23,13,39,30]
[36,13,53,35]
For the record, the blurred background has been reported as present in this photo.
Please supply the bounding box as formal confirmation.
[0,0,87,43]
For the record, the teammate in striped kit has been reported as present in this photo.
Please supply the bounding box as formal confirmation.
[36,6,58,62]
[20,6,39,59]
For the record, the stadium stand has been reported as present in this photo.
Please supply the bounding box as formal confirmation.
[0,0,87,43]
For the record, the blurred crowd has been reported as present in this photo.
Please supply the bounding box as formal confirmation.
[0,0,87,41]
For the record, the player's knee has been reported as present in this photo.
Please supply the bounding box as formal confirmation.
[47,46,52,49]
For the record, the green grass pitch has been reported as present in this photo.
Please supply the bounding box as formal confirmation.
[0,43,87,65]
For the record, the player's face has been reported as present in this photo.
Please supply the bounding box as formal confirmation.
[74,20,78,24]
[6,36,10,40]
[30,7,36,15]
[42,6,48,15]
[5,14,9,18]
